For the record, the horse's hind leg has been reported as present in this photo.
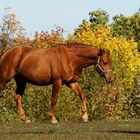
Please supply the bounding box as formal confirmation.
[14,76,31,123]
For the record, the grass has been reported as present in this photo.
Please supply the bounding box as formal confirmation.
[0,120,140,140]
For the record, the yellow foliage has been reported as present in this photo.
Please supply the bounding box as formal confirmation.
[75,22,140,90]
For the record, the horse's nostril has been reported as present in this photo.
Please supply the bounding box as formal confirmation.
[106,77,113,83]
[109,77,113,82]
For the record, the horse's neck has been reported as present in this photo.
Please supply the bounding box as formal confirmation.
[73,47,99,69]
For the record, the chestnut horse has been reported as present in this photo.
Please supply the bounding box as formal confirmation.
[0,44,113,123]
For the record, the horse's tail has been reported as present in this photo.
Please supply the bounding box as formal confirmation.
[0,52,3,60]
[0,47,10,60]
[0,48,5,97]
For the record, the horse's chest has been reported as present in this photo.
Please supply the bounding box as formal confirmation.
[62,72,80,84]
[68,75,79,82]
[61,62,81,83]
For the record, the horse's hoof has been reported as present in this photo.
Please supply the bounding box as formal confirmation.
[25,119,31,123]
[82,113,88,123]
[51,117,58,124]
[21,118,31,123]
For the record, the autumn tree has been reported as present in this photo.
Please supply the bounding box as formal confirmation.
[32,26,65,48]
[0,9,26,50]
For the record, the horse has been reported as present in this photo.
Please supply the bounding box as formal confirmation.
[0,44,113,123]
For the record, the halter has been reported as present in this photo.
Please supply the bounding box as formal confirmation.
[95,56,112,75]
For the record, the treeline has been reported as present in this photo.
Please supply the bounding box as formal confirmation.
[0,9,140,122]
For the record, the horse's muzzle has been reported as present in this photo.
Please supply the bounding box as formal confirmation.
[106,77,113,83]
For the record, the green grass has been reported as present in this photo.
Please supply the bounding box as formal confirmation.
[0,120,140,140]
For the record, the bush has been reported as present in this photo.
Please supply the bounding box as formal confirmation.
[75,22,140,119]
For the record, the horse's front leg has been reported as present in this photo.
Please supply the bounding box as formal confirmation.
[67,82,88,123]
[50,80,61,124]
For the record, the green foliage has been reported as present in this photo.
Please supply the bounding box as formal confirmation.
[0,80,18,122]
[111,10,140,51]
[89,9,109,26]
[126,72,140,119]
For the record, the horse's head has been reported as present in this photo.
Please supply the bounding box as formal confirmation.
[95,49,113,83]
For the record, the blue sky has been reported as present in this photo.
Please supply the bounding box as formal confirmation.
[0,0,140,37]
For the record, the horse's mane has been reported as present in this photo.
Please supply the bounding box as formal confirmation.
[67,43,93,48]
[53,43,95,49]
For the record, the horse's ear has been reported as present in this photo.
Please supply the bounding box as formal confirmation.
[98,48,104,56]
[98,49,110,56]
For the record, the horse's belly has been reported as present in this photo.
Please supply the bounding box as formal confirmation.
[28,75,51,85]
[19,69,52,85]
[25,75,51,86]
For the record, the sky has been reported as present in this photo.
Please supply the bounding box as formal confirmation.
[0,0,140,37]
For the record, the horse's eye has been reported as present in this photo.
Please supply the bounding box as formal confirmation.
[103,62,107,65]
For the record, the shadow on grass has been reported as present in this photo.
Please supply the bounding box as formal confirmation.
[0,130,56,135]
[1,130,140,136]
[96,130,140,135]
